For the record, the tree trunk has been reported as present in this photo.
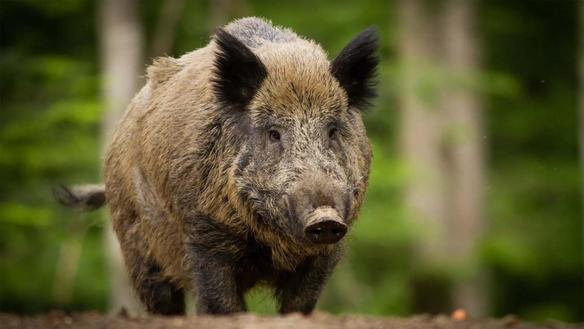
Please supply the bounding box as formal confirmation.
[398,0,452,313]
[208,0,233,31]
[441,0,488,317]
[52,216,89,305]
[99,0,144,314]
[208,0,251,32]
[398,0,449,265]
[150,0,186,58]
[398,0,488,315]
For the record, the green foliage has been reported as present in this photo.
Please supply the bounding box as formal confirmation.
[0,0,581,322]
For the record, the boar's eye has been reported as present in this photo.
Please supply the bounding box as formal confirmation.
[328,126,339,139]
[268,129,281,142]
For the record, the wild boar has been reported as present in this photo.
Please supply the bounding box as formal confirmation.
[56,17,378,315]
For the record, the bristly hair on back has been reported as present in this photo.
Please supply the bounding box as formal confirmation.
[331,27,379,110]
[212,28,268,108]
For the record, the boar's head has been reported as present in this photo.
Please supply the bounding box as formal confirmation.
[213,27,378,246]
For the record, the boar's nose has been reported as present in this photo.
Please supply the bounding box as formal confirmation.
[304,219,347,244]
[303,207,347,244]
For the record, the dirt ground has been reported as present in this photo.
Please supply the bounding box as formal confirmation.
[1,311,581,329]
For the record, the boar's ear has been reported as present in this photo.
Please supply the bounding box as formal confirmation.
[331,27,379,110]
[212,28,268,108]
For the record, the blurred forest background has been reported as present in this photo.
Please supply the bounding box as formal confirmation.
[0,0,582,322]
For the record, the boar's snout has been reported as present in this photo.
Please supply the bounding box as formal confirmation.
[285,175,352,244]
[304,207,347,244]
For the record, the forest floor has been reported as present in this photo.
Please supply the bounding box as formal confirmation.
[1,311,581,329]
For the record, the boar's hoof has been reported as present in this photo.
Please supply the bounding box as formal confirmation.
[304,219,347,244]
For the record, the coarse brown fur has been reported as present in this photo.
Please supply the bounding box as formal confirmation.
[61,17,378,315]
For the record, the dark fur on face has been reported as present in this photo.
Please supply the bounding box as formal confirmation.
[62,17,378,316]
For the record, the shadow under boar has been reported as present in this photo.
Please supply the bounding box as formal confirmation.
[56,17,378,315]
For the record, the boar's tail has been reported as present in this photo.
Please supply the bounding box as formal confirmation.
[53,184,106,211]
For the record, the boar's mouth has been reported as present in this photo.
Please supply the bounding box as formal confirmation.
[241,192,306,241]
[241,190,348,246]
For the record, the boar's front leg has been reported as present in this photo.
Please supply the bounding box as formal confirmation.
[190,251,246,314]
[184,215,247,314]
[275,252,341,315]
